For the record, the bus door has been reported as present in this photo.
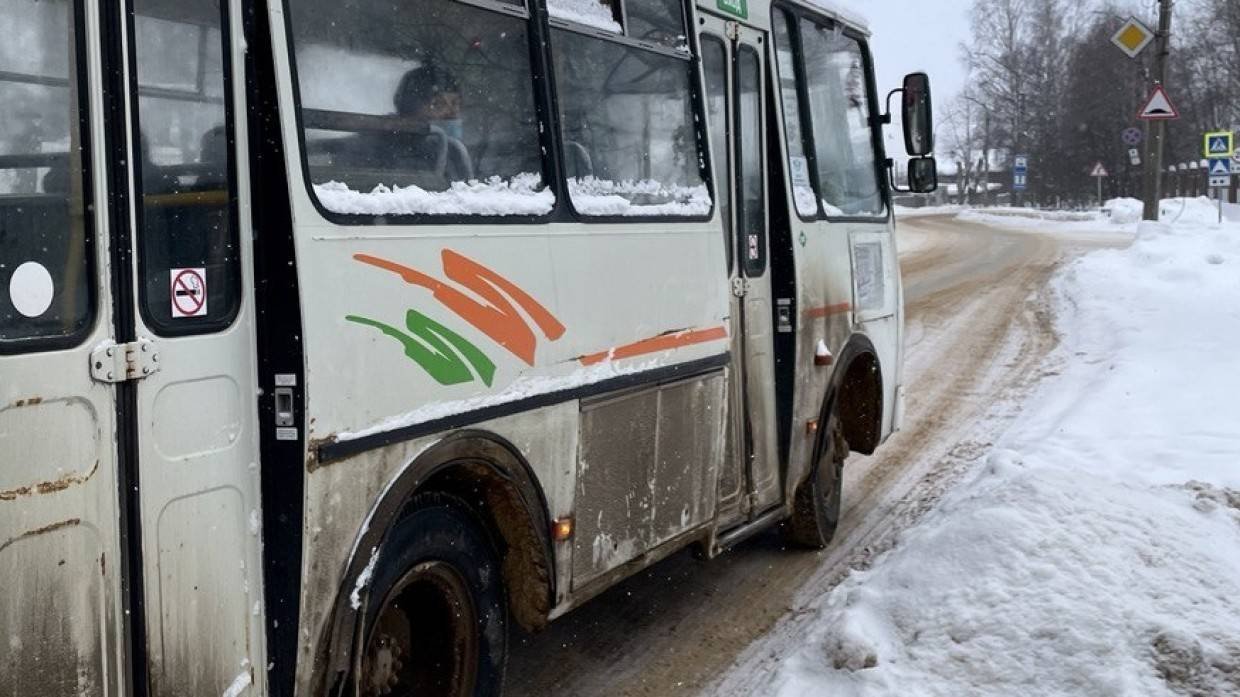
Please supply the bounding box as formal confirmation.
[1,2,265,694]
[700,17,782,520]
[119,0,269,694]
[1,1,127,693]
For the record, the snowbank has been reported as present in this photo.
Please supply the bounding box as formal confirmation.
[893,204,963,218]
[1106,196,1240,226]
[957,206,1106,231]
[313,173,554,217]
[950,198,1240,233]
[765,213,1240,695]
[1156,196,1240,226]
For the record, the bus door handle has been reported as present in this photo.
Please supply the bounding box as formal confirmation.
[274,387,295,426]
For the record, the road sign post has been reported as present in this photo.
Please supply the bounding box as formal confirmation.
[1207,154,1232,224]
[1140,0,1175,222]
[1013,154,1029,195]
[1091,162,1109,208]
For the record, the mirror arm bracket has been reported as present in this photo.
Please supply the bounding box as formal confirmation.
[886,158,911,194]
[882,87,903,125]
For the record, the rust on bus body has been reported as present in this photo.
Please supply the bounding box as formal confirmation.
[0,459,100,501]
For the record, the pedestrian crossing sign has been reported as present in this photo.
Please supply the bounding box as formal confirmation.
[1204,132,1234,159]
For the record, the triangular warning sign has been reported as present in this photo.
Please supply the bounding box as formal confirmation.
[1137,85,1180,121]
[1090,162,1109,177]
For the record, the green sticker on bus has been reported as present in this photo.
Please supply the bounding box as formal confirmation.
[717,0,747,19]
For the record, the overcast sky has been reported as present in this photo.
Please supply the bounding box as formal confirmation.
[833,0,974,103]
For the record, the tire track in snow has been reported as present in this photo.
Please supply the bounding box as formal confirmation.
[506,215,1122,697]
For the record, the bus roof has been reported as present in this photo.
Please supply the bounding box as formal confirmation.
[696,0,872,36]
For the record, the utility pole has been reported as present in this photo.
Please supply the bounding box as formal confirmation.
[1142,0,1174,221]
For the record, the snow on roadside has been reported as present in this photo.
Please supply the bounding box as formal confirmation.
[957,206,1108,232]
[760,207,1240,696]
[893,203,964,218]
[954,197,1240,232]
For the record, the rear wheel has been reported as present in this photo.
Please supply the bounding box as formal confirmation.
[358,492,507,697]
[783,411,847,549]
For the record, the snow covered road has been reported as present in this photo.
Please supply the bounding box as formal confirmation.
[505,212,1123,697]
[718,201,1240,697]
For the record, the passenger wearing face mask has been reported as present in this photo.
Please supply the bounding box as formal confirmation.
[325,62,473,190]
[386,63,473,186]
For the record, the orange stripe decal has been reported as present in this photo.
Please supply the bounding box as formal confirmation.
[805,303,852,319]
[354,251,565,366]
[579,326,729,366]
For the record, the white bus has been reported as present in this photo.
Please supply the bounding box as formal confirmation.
[0,0,935,694]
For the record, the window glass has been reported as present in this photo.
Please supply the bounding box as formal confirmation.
[132,0,239,333]
[737,46,765,275]
[0,0,93,348]
[547,0,622,33]
[625,0,688,50]
[287,0,550,218]
[799,19,884,217]
[701,37,731,264]
[772,11,817,217]
[552,29,710,217]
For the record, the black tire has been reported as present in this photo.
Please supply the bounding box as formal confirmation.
[357,492,507,697]
[783,412,847,549]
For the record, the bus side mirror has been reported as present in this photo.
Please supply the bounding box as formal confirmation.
[907,156,938,193]
[901,72,934,157]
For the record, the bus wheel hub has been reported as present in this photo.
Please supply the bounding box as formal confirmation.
[364,632,403,695]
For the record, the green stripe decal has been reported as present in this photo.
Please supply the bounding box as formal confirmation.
[347,310,497,387]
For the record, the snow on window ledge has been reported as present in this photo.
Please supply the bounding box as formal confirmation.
[794,186,818,217]
[547,0,623,34]
[821,199,887,218]
[312,173,555,217]
[568,177,712,217]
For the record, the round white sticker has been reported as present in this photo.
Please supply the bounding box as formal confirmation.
[9,261,55,318]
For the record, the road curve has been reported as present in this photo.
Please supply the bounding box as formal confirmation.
[505,213,1125,697]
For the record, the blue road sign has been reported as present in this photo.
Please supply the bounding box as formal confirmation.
[1013,154,1029,192]
[1205,132,1234,158]
[1208,158,1232,177]
[1122,127,1143,146]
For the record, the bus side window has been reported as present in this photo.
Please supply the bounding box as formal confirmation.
[737,45,765,276]
[701,36,732,268]
[772,9,818,219]
[286,0,548,219]
[624,0,688,50]
[131,0,240,333]
[0,0,93,351]
[551,25,710,217]
[798,18,885,218]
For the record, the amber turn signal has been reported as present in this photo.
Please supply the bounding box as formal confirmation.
[552,516,574,541]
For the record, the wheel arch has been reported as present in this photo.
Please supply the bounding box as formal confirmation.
[818,333,885,462]
[316,429,556,694]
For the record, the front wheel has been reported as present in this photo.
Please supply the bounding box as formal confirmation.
[783,413,847,549]
[357,492,507,697]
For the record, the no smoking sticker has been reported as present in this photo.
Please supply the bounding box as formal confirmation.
[170,267,207,318]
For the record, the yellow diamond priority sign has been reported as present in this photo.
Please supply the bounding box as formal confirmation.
[1111,17,1154,59]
